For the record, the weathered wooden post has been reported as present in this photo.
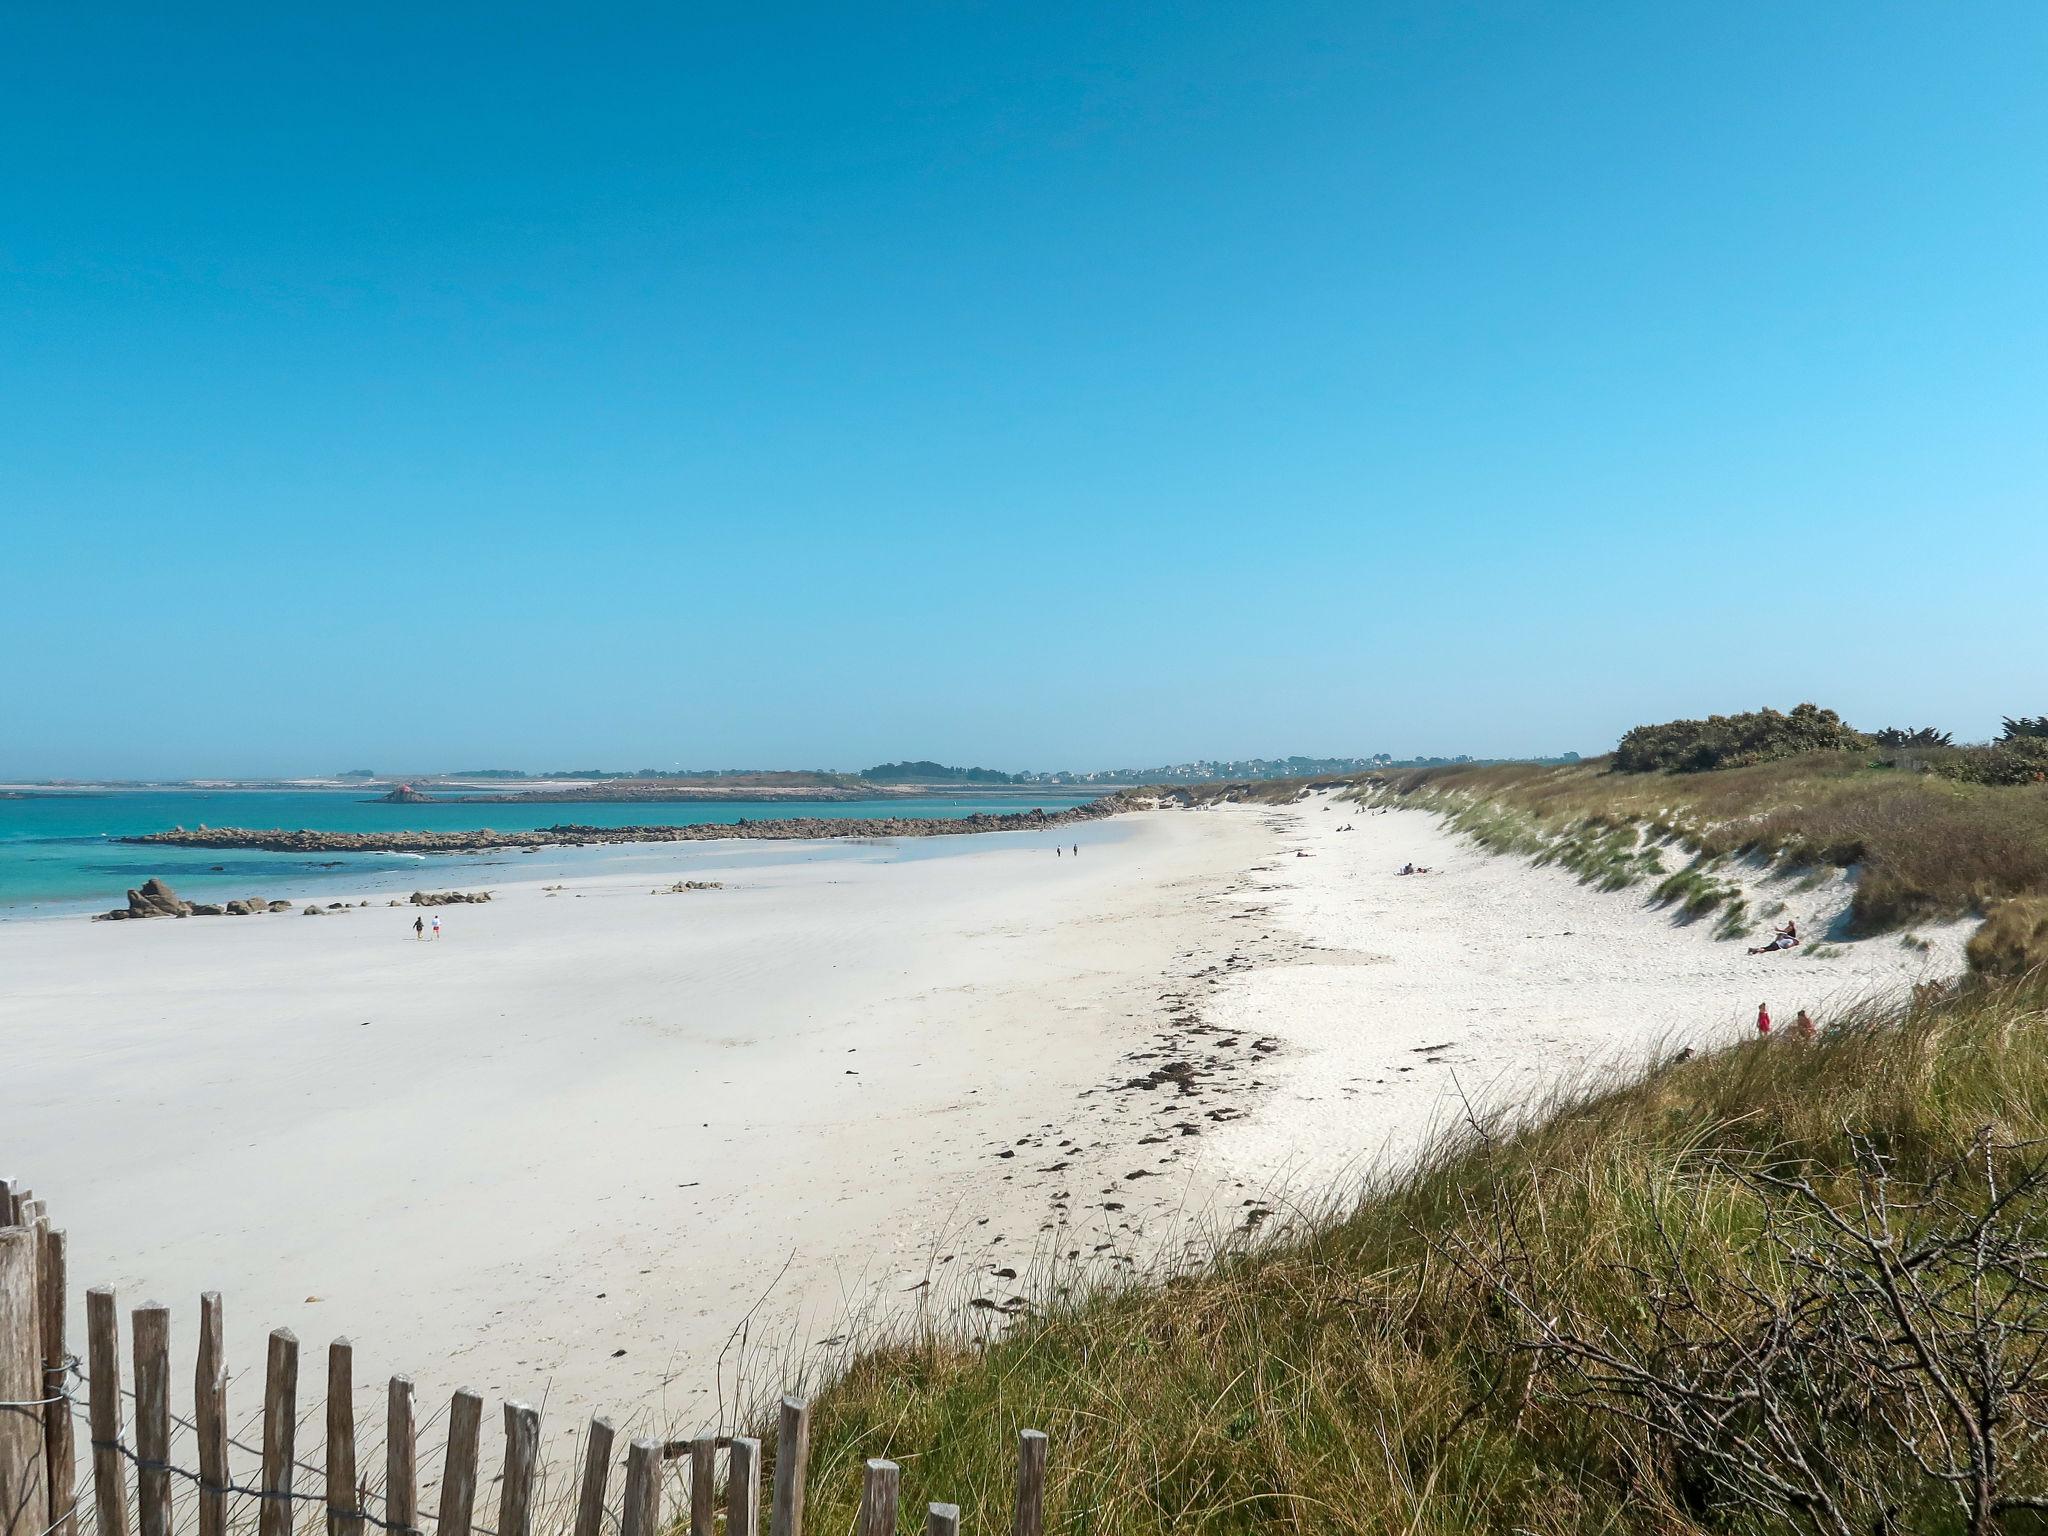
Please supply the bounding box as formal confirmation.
[498,1402,540,1536]
[927,1504,961,1536]
[620,1439,662,1536]
[196,1295,228,1536]
[132,1303,172,1536]
[326,1340,361,1536]
[0,1226,47,1536]
[572,1415,613,1536]
[859,1459,899,1536]
[386,1377,417,1536]
[771,1397,809,1536]
[689,1437,717,1536]
[84,1289,128,1536]
[36,1227,72,1536]
[727,1436,761,1536]
[259,1329,300,1536]
[436,1390,483,1536]
[1012,1429,1047,1536]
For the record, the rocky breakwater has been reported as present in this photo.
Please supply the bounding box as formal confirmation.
[118,795,1139,856]
[95,878,293,920]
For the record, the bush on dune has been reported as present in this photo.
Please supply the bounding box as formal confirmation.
[1935,734,2048,787]
[1612,702,1868,774]
[1968,895,2048,977]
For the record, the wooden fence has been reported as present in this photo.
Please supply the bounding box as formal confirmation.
[0,1183,1048,1536]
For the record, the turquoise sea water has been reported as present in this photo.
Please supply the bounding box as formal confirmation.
[0,789,1101,918]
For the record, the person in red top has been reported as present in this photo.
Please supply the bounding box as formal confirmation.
[1756,1003,1772,1035]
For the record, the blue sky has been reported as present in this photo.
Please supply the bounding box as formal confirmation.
[4,3,2044,778]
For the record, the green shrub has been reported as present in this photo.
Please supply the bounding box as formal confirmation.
[1936,735,2048,787]
[1613,702,1868,774]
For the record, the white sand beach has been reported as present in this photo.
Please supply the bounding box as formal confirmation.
[0,796,1970,1473]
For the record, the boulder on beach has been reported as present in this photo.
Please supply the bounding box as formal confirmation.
[409,890,491,906]
[94,877,195,921]
[267,900,293,912]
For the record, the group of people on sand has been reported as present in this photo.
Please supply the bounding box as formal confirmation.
[1054,843,1079,857]
[411,914,441,941]
[1396,861,1435,876]
[1756,1002,1817,1039]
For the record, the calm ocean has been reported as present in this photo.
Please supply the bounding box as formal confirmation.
[0,788,1100,918]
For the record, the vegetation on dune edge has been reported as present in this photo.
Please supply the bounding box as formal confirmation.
[1363,745,2048,965]
[768,973,2048,1534]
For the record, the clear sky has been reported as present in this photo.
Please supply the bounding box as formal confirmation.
[4,3,2044,779]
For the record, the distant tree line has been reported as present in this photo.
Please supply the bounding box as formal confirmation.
[859,761,1016,784]
[1611,704,2048,785]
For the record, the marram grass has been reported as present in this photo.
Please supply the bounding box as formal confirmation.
[766,973,2048,1534]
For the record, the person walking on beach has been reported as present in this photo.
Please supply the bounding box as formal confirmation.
[413,915,425,941]
[1793,1008,1817,1039]
[1756,1002,1771,1035]
[1072,843,1078,857]
[431,914,442,940]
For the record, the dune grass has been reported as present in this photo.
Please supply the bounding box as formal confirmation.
[768,973,2048,1534]
[1364,753,2048,940]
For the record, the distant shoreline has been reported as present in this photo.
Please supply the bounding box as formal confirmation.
[384,782,1074,805]
[117,796,1132,855]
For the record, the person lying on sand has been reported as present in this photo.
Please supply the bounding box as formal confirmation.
[1748,919,1799,954]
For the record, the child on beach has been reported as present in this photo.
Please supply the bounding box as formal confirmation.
[431,915,441,940]
[1756,1003,1771,1035]
[1793,1009,1816,1039]
[413,915,424,941]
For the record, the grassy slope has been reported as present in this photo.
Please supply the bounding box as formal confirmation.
[1368,753,2048,941]
[741,758,2048,1532]
[780,974,2048,1534]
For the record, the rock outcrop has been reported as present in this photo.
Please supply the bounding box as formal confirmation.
[94,881,297,921]
[409,890,491,906]
[94,877,193,920]
[378,784,434,804]
[119,796,1131,857]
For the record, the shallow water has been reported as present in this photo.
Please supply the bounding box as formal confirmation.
[0,788,1100,916]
